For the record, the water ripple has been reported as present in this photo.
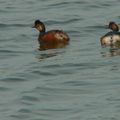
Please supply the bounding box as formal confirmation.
[0,77,27,82]
[0,23,30,28]
[48,1,87,7]
[21,95,40,102]
[46,18,82,25]
[0,86,11,91]
[32,70,57,76]
[10,114,30,119]
[64,81,93,86]
[34,86,90,95]
[18,108,31,113]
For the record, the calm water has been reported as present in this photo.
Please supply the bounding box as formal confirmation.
[0,0,120,120]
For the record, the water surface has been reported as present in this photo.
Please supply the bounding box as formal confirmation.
[0,0,120,120]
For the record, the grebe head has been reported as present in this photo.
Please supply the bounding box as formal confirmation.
[33,20,46,33]
[108,21,119,32]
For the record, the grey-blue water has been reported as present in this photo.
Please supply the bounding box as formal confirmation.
[0,0,120,120]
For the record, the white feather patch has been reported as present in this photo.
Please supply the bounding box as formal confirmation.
[55,33,68,40]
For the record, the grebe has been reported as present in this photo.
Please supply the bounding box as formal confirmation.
[33,20,70,50]
[100,22,120,46]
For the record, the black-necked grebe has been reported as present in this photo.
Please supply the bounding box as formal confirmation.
[100,22,120,46]
[32,20,70,48]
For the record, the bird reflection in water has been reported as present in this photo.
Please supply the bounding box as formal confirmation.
[101,46,120,57]
[35,44,67,60]
[36,52,57,60]
[39,42,69,51]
